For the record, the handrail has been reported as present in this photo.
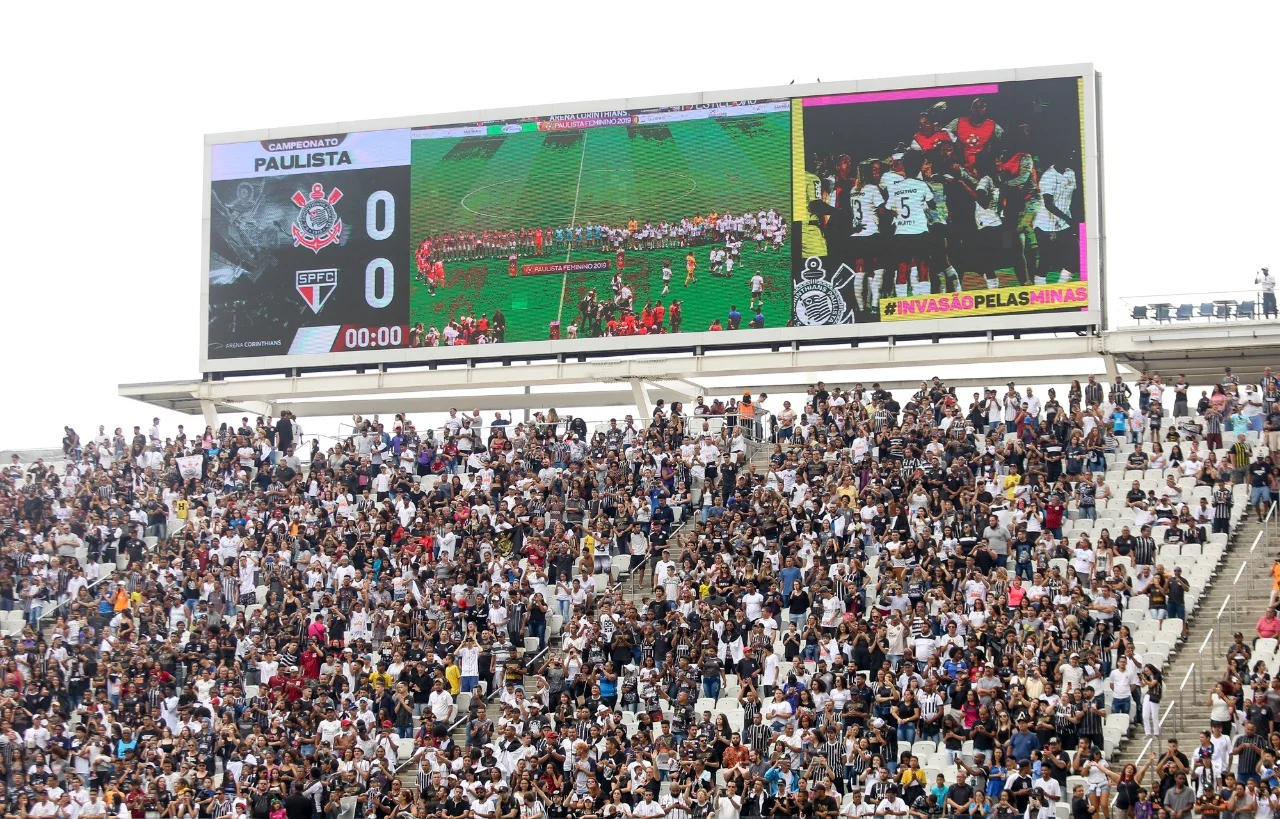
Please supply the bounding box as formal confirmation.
[10,517,192,639]
[1234,563,1248,584]
[394,706,474,777]
[1253,501,1276,552]
[20,564,119,637]
[1180,664,1196,691]
[1218,594,1233,619]
[1114,699,1177,798]
[1162,698,1179,735]
[1199,629,1214,654]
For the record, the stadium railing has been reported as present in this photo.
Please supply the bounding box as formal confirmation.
[1120,289,1275,325]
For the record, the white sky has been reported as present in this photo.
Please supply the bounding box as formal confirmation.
[1,2,1275,449]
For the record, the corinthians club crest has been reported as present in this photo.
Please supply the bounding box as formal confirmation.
[291,183,343,252]
[793,257,854,325]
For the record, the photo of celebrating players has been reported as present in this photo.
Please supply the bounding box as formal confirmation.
[407,104,792,347]
[796,76,1085,324]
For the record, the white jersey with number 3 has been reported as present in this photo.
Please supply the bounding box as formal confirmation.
[850,185,886,237]
[888,179,933,236]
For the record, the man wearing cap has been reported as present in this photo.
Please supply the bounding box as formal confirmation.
[1006,715,1041,764]
[427,678,456,734]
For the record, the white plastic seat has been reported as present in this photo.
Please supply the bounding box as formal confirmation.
[912,740,938,759]
[926,752,951,770]
[609,554,631,580]
[1105,713,1130,734]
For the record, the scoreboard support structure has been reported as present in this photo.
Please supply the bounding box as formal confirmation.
[123,322,1280,426]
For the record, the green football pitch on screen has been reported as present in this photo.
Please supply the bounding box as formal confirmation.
[408,112,792,342]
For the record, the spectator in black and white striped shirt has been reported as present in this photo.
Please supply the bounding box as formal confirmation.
[917,681,944,741]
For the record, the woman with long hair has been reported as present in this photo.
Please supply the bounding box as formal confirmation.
[1141,664,1165,737]
[1104,753,1157,818]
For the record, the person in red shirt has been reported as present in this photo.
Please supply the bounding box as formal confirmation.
[534,227,544,256]
[947,98,1003,171]
[653,301,665,326]
[640,305,654,329]
[1045,496,1065,539]
[415,238,433,282]
[708,319,723,331]
[911,113,954,153]
[126,781,147,819]
[267,666,303,701]
[300,642,323,679]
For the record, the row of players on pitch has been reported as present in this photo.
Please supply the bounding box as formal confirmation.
[405,298,772,347]
[807,97,1081,307]
[413,207,786,267]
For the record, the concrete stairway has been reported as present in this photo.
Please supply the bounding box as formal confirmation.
[1115,514,1273,765]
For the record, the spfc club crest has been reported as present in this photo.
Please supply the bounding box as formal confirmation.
[296,269,337,314]
[291,183,343,252]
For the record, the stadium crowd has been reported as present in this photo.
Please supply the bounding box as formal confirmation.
[2,367,1279,819]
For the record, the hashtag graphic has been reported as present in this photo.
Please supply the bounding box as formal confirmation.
[883,302,896,316]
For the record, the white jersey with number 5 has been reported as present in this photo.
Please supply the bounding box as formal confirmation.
[888,179,933,236]
[850,185,886,237]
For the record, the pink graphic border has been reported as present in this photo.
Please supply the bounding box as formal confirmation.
[803,83,1001,108]
[1078,223,1089,283]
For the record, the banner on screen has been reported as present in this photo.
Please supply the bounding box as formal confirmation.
[879,282,1088,321]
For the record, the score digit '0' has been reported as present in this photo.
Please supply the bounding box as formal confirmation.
[365,191,395,309]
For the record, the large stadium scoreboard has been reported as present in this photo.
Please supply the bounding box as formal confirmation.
[202,65,1101,372]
